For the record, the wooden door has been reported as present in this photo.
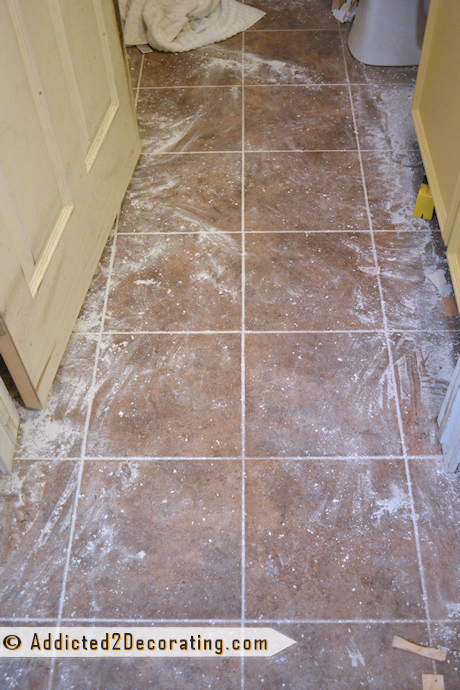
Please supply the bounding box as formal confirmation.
[412,0,460,472]
[412,0,460,247]
[0,0,141,409]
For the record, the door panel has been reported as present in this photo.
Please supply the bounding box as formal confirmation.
[0,0,141,408]
[412,0,460,244]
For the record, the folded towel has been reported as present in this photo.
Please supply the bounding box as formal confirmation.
[119,0,265,52]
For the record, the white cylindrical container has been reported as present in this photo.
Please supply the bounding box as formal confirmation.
[348,0,430,66]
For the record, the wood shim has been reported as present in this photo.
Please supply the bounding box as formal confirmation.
[442,295,459,317]
[392,636,447,662]
[422,675,445,690]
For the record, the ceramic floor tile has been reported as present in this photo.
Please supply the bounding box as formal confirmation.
[431,621,460,684]
[410,457,460,621]
[126,47,143,88]
[74,244,112,334]
[244,151,367,232]
[245,86,356,151]
[375,231,460,331]
[244,622,432,689]
[245,232,382,330]
[52,657,240,690]
[391,332,460,456]
[14,335,98,459]
[245,0,339,30]
[118,153,241,234]
[245,332,402,457]
[0,460,78,618]
[140,35,242,87]
[245,459,424,620]
[85,334,241,457]
[105,233,242,331]
[362,151,432,231]
[63,460,242,619]
[0,659,52,690]
[137,87,242,154]
[352,85,419,152]
[345,48,419,86]
[243,31,345,85]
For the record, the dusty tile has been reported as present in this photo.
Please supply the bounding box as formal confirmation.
[391,332,460,456]
[352,85,419,151]
[362,151,432,231]
[245,0,339,30]
[244,151,368,232]
[74,244,112,334]
[141,35,242,87]
[410,457,460,620]
[85,334,241,457]
[0,460,78,618]
[0,659,52,690]
[245,232,382,330]
[345,49,419,86]
[431,621,460,684]
[245,332,402,457]
[244,622,432,689]
[244,31,345,85]
[137,87,242,153]
[245,459,424,619]
[118,153,241,234]
[126,46,143,88]
[63,460,241,619]
[244,86,355,151]
[105,234,241,331]
[375,231,460,331]
[15,335,98,459]
[53,656,240,690]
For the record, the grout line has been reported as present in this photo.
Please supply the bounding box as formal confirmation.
[116,228,430,235]
[118,230,243,236]
[46,217,121,690]
[141,147,414,155]
[4,616,450,625]
[97,329,384,335]
[340,32,435,660]
[35,617,439,625]
[70,328,459,336]
[245,28,342,33]
[241,29,246,690]
[11,454,446,462]
[117,229,365,235]
[138,83,385,90]
[135,54,145,108]
[28,455,413,462]
[139,84,243,90]
[245,329,382,334]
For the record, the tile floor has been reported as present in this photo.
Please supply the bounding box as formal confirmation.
[2,1,460,687]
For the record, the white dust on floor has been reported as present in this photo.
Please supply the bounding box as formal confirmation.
[15,335,98,459]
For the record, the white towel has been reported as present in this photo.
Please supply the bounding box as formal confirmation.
[119,0,265,53]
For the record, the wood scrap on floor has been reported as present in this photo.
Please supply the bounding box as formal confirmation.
[392,635,447,662]
[442,295,459,317]
[422,674,445,690]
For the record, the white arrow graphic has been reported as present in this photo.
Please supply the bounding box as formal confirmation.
[1,627,297,658]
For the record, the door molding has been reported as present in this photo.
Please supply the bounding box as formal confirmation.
[0,376,19,473]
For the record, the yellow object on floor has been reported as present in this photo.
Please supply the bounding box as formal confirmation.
[413,183,435,219]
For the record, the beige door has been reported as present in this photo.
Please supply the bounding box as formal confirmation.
[412,0,460,296]
[0,0,141,409]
